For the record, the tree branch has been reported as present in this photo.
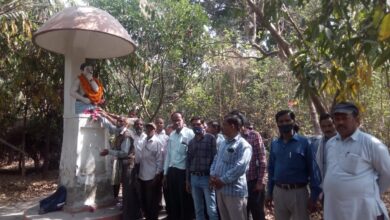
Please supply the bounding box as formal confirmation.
[0,138,26,155]
[246,0,292,58]
[250,42,279,57]
[281,3,310,51]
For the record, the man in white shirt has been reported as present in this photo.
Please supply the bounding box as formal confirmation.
[132,119,147,159]
[138,122,164,220]
[163,111,195,220]
[323,102,390,220]
[315,113,337,183]
[154,117,169,212]
[155,117,169,148]
[127,118,146,220]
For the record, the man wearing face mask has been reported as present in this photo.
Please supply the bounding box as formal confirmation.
[265,110,321,220]
[163,111,195,220]
[186,116,218,220]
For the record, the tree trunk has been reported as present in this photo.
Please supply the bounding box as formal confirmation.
[21,98,28,177]
[309,100,321,135]
[310,93,328,115]
[246,0,330,118]
[41,135,50,177]
[7,151,14,165]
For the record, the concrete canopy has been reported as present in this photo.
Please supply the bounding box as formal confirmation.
[33,6,136,58]
[30,6,137,213]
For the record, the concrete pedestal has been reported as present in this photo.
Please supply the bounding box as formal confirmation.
[59,114,114,212]
[32,6,137,217]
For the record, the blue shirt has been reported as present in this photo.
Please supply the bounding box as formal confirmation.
[267,133,321,201]
[163,127,195,174]
[210,134,252,197]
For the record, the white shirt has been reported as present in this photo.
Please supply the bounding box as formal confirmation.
[163,127,195,174]
[156,130,169,152]
[129,129,147,163]
[323,129,390,220]
[139,135,163,181]
[156,130,169,165]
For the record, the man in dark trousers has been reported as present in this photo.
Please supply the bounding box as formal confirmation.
[242,121,267,220]
[163,112,195,220]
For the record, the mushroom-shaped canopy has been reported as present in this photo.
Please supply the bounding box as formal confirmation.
[33,6,136,58]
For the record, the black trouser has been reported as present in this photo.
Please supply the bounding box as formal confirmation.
[247,179,265,220]
[123,166,142,220]
[140,179,161,220]
[163,181,170,214]
[113,185,120,198]
[166,167,194,220]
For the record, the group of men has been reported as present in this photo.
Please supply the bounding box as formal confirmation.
[71,63,390,220]
[266,102,390,220]
[95,109,268,220]
[95,101,390,220]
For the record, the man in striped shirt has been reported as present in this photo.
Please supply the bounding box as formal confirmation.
[210,114,252,220]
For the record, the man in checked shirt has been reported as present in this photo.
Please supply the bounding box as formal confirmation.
[186,116,218,220]
[241,121,267,220]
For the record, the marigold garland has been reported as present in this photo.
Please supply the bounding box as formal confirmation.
[79,74,104,104]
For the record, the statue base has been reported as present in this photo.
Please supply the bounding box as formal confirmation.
[59,114,114,211]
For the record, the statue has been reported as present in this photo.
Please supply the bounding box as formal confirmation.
[70,63,104,114]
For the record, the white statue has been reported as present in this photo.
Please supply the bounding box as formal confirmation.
[70,63,104,114]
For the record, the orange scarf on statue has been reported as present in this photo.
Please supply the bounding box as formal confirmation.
[79,74,104,104]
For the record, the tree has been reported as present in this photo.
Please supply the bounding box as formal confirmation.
[0,0,65,174]
[198,0,389,134]
[89,0,211,121]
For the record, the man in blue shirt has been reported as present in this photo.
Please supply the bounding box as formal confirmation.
[265,110,321,220]
[210,114,252,220]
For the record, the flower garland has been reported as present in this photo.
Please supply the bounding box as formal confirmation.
[83,108,102,121]
[79,74,104,104]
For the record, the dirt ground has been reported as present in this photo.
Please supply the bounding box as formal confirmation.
[0,161,58,205]
[1,160,390,220]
